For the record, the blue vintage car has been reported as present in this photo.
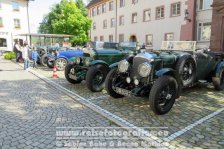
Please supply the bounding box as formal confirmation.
[47,48,83,71]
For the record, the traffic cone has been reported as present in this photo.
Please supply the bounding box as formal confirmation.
[52,65,59,78]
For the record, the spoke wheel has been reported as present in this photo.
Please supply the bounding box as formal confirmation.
[86,64,109,92]
[175,55,196,87]
[64,63,82,84]
[105,68,124,98]
[149,76,178,115]
[55,58,67,71]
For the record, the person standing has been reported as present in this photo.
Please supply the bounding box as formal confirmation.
[22,42,30,70]
[31,48,38,68]
[14,40,22,62]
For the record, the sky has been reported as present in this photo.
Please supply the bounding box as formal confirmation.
[29,0,88,33]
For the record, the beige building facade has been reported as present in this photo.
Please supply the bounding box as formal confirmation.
[87,0,214,50]
[0,0,30,51]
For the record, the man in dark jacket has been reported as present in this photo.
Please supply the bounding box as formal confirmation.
[14,40,22,62]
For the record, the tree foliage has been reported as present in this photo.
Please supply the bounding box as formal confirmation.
[38,0,91,45]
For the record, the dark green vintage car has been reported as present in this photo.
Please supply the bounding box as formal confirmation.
[64,42,141,92]
[105,41,224,115]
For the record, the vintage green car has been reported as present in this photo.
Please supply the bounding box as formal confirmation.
[105,41,224,115]
[64,42,141,92]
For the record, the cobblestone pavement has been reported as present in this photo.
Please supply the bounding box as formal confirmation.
[0,58,152,149]
[33,65,224,148]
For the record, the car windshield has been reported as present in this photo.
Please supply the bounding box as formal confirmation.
[118,42,137,50]
[159,41,196,51]
[86,42,118,49]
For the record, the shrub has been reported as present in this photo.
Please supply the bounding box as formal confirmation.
[4,52,16,60]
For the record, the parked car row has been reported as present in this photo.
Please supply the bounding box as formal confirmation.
[40,41,224,115]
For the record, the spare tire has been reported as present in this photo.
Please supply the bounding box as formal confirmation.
[175,55,196,87]
[40,53,48,67]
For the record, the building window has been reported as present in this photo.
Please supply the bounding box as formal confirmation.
[132,13,137,23]
[0,17,3,27]
[97,5,101,15]
[132,0,138,4]
[120,0,125,7]
[197,22,211,41]
[14,19,20,28]
[102,3,106,13]
[111,18,115,28]
[92,8,96,17]
[0,38,7,47]
[109,1,114,11]
[119,34,124,42]
[94,36,98,41]
[143,9,151,22]
[100,36,104,41]
[93,22,96,30]
[119,15,124,26]
[171,2,181,17]
[12,2,19,11]
[156,6,165,19]
[165,33,174,41]
[103,20,107,29]
[198,0,213,10]
[146,34,153,47]
[109,35,113,42]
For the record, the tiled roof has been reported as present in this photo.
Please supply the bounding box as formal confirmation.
[86,0,103,8]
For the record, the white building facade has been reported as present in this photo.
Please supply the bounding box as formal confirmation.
[87,0,213,49]
[0,0,30,51]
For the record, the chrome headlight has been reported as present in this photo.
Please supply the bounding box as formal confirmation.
[75,57,81,64]
[138,62,151,77]
[84,58,91,66]
[118,60,129,73]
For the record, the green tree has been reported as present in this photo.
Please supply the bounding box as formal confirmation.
[75,0,87,16]
[39,0,91,45]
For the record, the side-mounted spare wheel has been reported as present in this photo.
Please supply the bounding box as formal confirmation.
[86,64,109,92]
[149,76,178,115]
[175,55,196,87]
[40,53,49,67]
[64,63,82,84]
[213,69,224,91]
[105,68,124,98]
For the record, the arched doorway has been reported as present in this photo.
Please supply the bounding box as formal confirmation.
[129,35,137,42]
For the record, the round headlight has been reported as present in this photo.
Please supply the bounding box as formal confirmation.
[138,62,151,77]
[84,58,90,66]
[118,60,129,73]
[75,57,81,64]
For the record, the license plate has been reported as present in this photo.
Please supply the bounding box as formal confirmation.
[115,87,132,96]
[69,74,77,80]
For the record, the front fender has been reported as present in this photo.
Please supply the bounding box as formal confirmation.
[57,55,68,61]
[109,62,119,69]
[155,68,176,77]
[90,60,109,67]
[214,61,224,76]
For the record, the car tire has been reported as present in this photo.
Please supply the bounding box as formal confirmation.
[105,68,124,98]
[86,64,109,92]
[213,69,224,91]
[64,63,82,84]
[55,58,67,71]
[47,59,54,68]
[149,76,178,115]
[175,55,196,87]
[40,53,48,67]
